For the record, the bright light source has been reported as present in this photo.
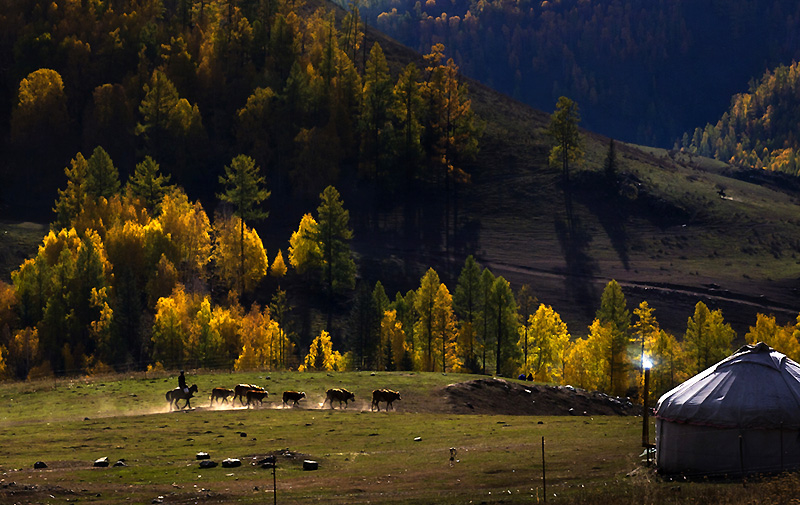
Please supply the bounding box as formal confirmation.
[643,356,653,370]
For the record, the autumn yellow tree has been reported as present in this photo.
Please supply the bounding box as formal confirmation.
[566,319,616,393]
[157,190,212,282]
[381,309,408,371]
[745,313,800,362]
[7,327,39,380]
[271,250,288,278]
[151,285,197,368]
[521,304,570,382]
[645,329,686,401]
[212,213,268,293]
[563,335,604,392]
[300,330,342,371]
[414,268,440,371]
[210,303,243,368]
[432,283,460,372]
[235,304,283,371]
[288,213,322,274]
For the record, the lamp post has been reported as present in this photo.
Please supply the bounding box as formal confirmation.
[642,355,653,465]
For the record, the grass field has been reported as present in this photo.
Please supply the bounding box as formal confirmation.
[1,371,798,504]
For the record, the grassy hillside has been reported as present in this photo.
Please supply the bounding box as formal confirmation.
[352,54,800,338]
[2,371,800,504]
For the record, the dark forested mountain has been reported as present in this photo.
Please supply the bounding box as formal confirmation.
[358,0,800,147]
[681,61,800,176]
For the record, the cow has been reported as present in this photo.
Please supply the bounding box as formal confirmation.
[282,391,306,407]
[246,389,269,408]
[323,388,355,409]
[234,384,264,406]
[210,387,234,406]
[371,389,401,411]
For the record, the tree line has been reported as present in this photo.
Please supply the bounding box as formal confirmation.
[680,61,800,176]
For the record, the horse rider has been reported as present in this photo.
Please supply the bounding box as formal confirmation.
[178,370,188,394]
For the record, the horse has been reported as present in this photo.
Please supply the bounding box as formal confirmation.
[166,384,198,410]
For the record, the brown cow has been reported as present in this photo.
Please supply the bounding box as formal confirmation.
[246,389,269,407]
[210,387,234,406]
[371,389,401,411]
[234,384,264,406]
[323,388,355,409]
[282,391,306,407]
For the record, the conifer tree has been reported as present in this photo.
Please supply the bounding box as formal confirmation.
[596,279,630,395]
[486,276,519,376]
[85,146,120,200]
[360,43,395,184]
[310,186,355,329]
[126,156,172,214]
[685,301,734,373]
[546,96,583,185]
[454,255,482,371]
[218,154,270,294]
[414,268,440,371]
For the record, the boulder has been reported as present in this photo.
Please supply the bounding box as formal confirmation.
[33,461,47,469]
[196,452,211,460]
[199,460,217,469]
[303,460,318,471]
[93,457,109,467]
[221,458,241,468]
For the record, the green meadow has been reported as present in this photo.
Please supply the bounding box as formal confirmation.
[1,371,797,504]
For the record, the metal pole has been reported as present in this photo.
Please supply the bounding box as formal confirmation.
[642,367,650,465]
[542,436,546,503]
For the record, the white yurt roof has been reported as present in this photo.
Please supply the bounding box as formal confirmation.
[655,342,800,429]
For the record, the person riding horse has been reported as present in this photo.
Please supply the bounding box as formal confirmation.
[178,370,188,394]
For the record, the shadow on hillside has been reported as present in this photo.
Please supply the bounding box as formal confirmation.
[569,172,631,270]
[555,202,598,316]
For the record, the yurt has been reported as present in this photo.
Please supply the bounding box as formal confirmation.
[655,342,800,476]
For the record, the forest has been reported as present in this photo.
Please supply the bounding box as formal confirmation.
[359,0,800,147]
[681,61,800,176]
[2,0,800,405]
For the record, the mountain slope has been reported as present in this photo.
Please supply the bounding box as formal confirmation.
[352,31,800,336]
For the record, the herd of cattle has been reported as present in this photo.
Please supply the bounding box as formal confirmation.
[167,383,401,412]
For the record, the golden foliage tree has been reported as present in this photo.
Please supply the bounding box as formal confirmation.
[270,249,288,278]
[414,268,440,371]
[234,304,283,371]
[157,190,212,281]
[151,285,196,367]
[7,327,39,380]
[645,329,686,401]
[212,213,268,293]
[288,213,322,274]
[381,309,408,371]
[432,283,460,372]
[521,304,570,382]
[300,330,342,371]
[745,313,800,362]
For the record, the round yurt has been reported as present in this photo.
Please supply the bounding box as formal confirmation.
[655,342,800,477]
